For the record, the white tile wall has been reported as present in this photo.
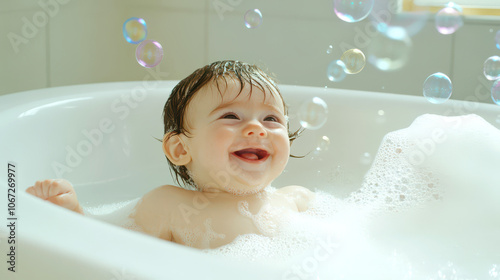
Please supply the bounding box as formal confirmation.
[1,0,499,106]
[0,7,48,95]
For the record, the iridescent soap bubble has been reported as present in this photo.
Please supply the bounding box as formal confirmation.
[136,40,163,68]
[244,9,263,29]
[327,60,347,82]
[370,1,429,37]
[423,72,452,104]
[435,7,463,35]
[297,97,328,130]
[123,17,147,44]
[496,30,500,49]
[368,26,412,71]
[491,79,500,105]
[315,135,331,152]
[340,49,366,74]
[483,56,500,81]
[333,0,374,23]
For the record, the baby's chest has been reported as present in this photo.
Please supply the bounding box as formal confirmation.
[170,193,297,249]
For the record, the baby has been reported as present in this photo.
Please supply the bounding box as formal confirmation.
[26,60,316,249]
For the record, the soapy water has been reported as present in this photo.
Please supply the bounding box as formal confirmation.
[204,114,500,279]
[85,114,500,279]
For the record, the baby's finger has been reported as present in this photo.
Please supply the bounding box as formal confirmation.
[48,180,64,197]
[43,179,54,197]
[34,183,45,198]
[25,186,36,195]
[46,192,75,210]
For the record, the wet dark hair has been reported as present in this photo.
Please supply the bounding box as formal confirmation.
[162,60,304,189]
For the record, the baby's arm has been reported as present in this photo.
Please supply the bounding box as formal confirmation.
[26,179,84,214]
[130,186,174,241]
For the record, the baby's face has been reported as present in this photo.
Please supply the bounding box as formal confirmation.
[182,79,290,195]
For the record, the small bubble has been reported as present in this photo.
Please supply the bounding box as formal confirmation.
[484,56,500,81]
[135,40,163,68]
[435,6,463,35]
[333,0,374,23]
[360,152,373,165]
[244,9,263,29]
[340,49,366,74]
[368,26,412,71]
[316,135,331,152]
[123,17,147,44]
[423,72,452,104]
[297,97,328,130]
[326,44,334,54]
[327,60,347,82]
[376,109,387,124]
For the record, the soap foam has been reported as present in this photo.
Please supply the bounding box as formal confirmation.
[204,114,500,279]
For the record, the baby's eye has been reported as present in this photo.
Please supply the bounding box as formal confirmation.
[221,112,239,119]
[264,115,281,122]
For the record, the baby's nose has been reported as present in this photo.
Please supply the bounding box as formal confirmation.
[243,122,267,137]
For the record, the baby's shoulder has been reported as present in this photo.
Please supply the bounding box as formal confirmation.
[132,185,192,238]
[141,184,192,206]
[276,185,316,212]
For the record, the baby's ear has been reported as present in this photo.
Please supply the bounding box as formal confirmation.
[163,133,191,165]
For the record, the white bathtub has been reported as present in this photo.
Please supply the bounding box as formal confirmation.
[1,81,499,280]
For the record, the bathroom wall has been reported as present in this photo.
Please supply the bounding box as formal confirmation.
[1,0,499,104]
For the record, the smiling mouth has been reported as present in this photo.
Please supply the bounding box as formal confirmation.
[232,148,270,162]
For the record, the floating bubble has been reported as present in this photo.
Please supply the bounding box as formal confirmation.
[484,56,500,81]
[491,79,500,105]
[423,72,452,104]
[340,49,366,74]
[368,26,412,71]
[327,60,347,82]
[435,7,463,35]
[297,97,328,130]
[360,152,372,165]
[135,40,163,68]
[244,9,263,29]
[496,31,500,49]
[123,17,147,44]
[333,0,374,23]
[370,1,429,37]
[326,45,334,54]
[316,135,331,152]
[376,109,387,124]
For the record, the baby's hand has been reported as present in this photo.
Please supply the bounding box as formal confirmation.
[26,179,84,214]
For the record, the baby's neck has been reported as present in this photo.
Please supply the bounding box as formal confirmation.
[199,185,276,199]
